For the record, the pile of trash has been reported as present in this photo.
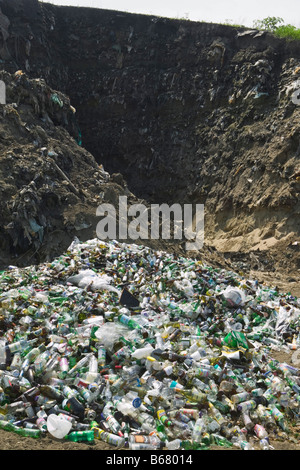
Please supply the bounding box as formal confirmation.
[0,237,299,450]
[0,69,142,271]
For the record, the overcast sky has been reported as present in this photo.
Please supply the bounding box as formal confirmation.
[41,0,300,28]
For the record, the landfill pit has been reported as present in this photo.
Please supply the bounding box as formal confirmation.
[0,0,299,453]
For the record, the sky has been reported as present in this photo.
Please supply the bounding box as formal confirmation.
[40,0,300,28]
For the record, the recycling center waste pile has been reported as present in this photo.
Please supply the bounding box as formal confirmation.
[0,237,300,451]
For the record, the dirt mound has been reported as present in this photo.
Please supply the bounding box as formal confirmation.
[0,69,239,280]
[0,69,140,269]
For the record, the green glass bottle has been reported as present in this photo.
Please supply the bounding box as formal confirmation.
[211,434,233,448]
[157,408,172,427]
[0,420,17,432]
[210,399,230,415]
[155,419,168,441]
[181,439,207,450]
[117,314,142,330]
[65,430,95,442]
[16,427,42,439]
[177,387,208,406]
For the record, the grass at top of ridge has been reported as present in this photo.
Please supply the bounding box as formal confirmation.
[274,25,300,40]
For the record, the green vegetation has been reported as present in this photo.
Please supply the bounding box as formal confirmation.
[274,25,300,40]
[222,19,247,28]
[253,16,300,40]
[253,16,284,31]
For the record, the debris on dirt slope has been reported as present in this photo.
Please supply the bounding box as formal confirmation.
[0,70,228,273]
[0,70,143,269]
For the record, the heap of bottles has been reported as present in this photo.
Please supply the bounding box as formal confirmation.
[0,237,299,449]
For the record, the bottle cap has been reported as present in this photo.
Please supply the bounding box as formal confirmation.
[132,397,142,408]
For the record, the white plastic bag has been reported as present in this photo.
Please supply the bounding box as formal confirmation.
[67,269,119,294]
[221,286,246,307]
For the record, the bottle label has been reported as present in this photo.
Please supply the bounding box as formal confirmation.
[134,435,149,443]
[119,314,130,326]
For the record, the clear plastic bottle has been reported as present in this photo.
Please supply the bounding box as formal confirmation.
[101,409,123,436]
[242,412,254,431]
[271,406,288,431]
[254,424,268,439]
[36,416,47,433]
[67,353,93,376]
[259,438,273,450]
[165,438,182,450]
[129,433,162,449]
[237,400,257,413]
[138,412,156,433]
[7,338,38,354]
[192,417,206,443]
[239,440,255,450]
[208,403,228,426]
[96,429,125,448]
[231,392,250,404]
[129,442,157,450]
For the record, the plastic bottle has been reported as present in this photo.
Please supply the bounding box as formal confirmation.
[117,314,142,331]
[16,427,42,439]
[34,350,51,376]
[67,353,93,377]
[97,344,106,368]
[20,344,46,378]
[101,409,123,436]
[137,412,156,433]
[65,430,94,442]
[36,415,47,433]
[242,412,254,431]
[236,400,257,413]
[259,438,273,450]
[192,417,206,443]
[95,429,125,448]
[157,408,172,427]
[208,403,227,426]
[179,408,199,420]
[116,399,140,421]
[254,424,268,439]
[271,406,288,431]
[165,438,182,450]
[256,405,277,432]
[129,433,162,449]
[211,434,233,448]
[176,387,208,406]
[122,365,141,384]
[129,442,157,450]
[110,377,127,394]
[239,441,255,450]
[131,344,154,359]
[7,339,38,354]
[111,346,132,363]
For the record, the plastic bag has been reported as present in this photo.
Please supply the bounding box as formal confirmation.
[221,287,246,307]
[67,269,119,294]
